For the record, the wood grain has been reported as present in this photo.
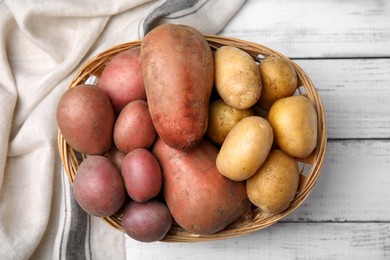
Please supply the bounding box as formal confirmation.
[285,139,390,222]
[295,58,390,139]
[125,223,390,260]
[220,0,390,58]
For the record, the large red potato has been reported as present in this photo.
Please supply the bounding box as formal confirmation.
[98,48,145,114]
[153,137,250,235]
[56,84,114,155]
[141,24,214,150]
[73,155,126,217]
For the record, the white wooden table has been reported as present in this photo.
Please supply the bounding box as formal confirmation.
[125,1,390,258]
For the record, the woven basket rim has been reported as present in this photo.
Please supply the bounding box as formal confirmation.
[57,35,327,242]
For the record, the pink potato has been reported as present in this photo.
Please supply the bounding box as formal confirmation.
[122,200,172,242]
[113,100,156,153]
[121,148,162,202]
[98,48,146,114]
[56,84,114,155]
[73,155,126,217]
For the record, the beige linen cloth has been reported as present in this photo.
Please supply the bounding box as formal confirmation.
[0,0,245,259]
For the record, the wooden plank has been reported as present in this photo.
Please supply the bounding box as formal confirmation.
[220,0,390,58]
[295,58,390,139]
[125,223,390,260]
[285,139,390,222]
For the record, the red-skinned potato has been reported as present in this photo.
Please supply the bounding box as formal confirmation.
[73,155,126,217]
[98,48,145,114]
[121,148,162,202]
[141,24,214,150]
[56,84,114,155]
[113,100,156,153]
[153,137,250,235]
[122,200,172,242]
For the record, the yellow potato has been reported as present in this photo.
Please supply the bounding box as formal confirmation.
[246,149,299,215]
[268,95,317,158]
[214,46,262,109]
[206,99,254,145]
[258,56,298,110]
[216,116,273,181]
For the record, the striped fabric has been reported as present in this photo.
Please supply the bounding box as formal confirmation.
[139,0,246,37]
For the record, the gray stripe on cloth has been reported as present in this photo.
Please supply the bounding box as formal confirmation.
[66,189,89,260]
[138,0,203,37]
[58,169,70,259]
[163,0,210,19]
[59,152,90,260]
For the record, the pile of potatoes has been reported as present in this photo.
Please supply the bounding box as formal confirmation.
[57,24,318,242]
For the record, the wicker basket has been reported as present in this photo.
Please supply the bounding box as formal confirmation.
[58,35,327,242]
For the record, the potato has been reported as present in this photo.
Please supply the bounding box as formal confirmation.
[258,56,298,110]
[121,148,162,202]
[57,84,114,155]
[246,149,299,215]
[113,100,156,153]
[98,48,145,114]
[122,200,172,242]
[214,46,262,109]
[206,99,254,145]
[141,24,214,150]
[153,137,250,235]
[216,116,273,181]
[268,95,317,158]
[73,155,125,217]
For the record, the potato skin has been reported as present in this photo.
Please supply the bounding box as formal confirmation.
[141,24,214,150]
[122,200,172,242]
[121,148,162,202]
[216,116,274,181]
[206,99,254,145]
[113,100,156,153]
[153,137,250,235]
[268,95,317,158]
[246,149,299,215]
[73,155,126,217]
[98,48,145,114]
[214,46,262,109]
[56,84,114,155]
[257,56,298,110]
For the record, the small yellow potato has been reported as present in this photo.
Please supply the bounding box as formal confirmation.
[268,95,318,158]
[214,46,262,109]
[258,56,298,110]
[206,99,254,145]
[216,116,273,181]
[246,149,299,215]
